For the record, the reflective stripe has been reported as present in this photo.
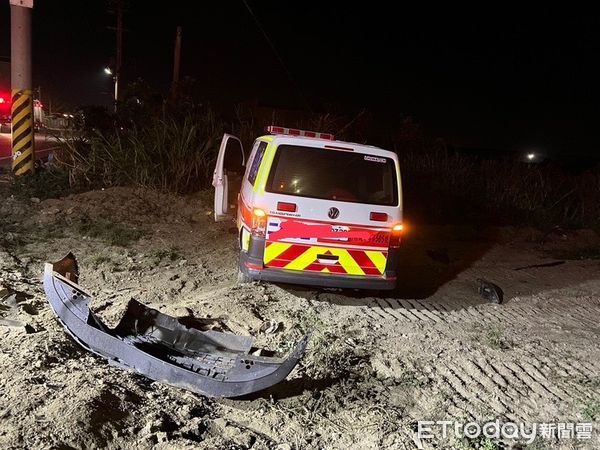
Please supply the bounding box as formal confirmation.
[254,140,275,195]
[264,242,292,264]
[241,228,251,252]
[334,248,364,275]
[252,136,274,194]
[284,246,323,271]
[264,243,386,277]
[365,250,387,274]
[11,89,34,176]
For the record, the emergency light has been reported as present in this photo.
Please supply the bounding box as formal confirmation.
[266,125,335,141]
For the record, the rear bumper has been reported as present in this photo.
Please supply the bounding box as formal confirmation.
[240,236,398,290]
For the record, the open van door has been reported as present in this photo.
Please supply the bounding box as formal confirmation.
[213,134,245,222]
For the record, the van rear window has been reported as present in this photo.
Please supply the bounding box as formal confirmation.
[265,145,398,206]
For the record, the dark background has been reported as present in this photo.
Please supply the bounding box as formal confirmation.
[0,2,598,158]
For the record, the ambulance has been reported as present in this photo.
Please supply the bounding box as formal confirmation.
[212,126,403,290]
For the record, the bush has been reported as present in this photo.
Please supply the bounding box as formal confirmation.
[10,167,71,200]
[55,108,223,193]
[400,149,600,229]
[50,98,600,231]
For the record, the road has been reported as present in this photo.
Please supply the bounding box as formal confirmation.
[0,131,59,167]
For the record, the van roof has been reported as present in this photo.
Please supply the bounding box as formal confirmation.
[259,134,398,159]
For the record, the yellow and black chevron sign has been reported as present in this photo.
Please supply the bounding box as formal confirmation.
[11,89,35,176]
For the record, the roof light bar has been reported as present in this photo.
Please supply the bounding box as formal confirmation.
[266,125,334,141]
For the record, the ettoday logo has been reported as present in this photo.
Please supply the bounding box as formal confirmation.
[416,420,593,448]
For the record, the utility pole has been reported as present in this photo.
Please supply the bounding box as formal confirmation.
[10,0,34,176]
[114,0,123,111]
[171,26,182,99]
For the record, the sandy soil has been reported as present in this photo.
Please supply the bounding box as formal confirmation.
[0,182,599,449]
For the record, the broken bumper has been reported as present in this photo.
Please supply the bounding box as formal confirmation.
[43,253,309,398]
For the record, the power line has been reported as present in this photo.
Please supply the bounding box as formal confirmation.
[241,0,312,111]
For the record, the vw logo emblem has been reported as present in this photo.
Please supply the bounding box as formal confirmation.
[328,207,340,219]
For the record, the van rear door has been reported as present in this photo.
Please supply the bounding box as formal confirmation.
[258,143,401,278]
[264,217,392,277]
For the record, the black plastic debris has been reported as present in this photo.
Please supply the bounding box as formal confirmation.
[513,261,566,271]
[43,253,309,398]
[477,278,503,304]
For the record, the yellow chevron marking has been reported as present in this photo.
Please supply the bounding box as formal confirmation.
[264,242,292,264]
[11,106,31,125]
[13,133,33,149]
[283,246,365,275]
[15,164,32,176]
[334,248,365,275]
[12,95,29,107]
[365,251,387,274]
[284,246,320,270]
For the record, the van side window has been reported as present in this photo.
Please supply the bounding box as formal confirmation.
[247,141,268,186]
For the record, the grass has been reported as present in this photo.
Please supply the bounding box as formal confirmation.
[75,216,144,247]
[289,308,369,380]
[91,254,113,268]
[582,400,600,421]
[10,167,71,200]
[147,247,180,264]
[395,363,430,388]
[485,328,511,350]
[400,149,600,230]
[54,108,223,193]
[47,100,600,231]
[453,437,502,450]
[524,439,549,450]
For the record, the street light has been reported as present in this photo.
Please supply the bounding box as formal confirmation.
[104,67,113,75]
[527,153,536,161]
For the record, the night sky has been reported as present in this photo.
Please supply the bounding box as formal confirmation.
[0,2,598,157]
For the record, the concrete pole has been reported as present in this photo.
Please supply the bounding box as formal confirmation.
[114,0,123,112]
[171,26,182,99]
[10,3,34,176]
[171,25,182,100]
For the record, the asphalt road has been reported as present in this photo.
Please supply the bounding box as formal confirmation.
[0,131,59,167]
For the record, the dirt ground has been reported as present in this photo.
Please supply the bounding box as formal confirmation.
[1,181,599,450]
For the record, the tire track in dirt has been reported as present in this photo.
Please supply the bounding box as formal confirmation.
[503,361,561,401]
[444,362,517,419]
[358,294,600,334]
[374,298,406,321]
[421,351,594,425]
[435,375,479,422]
[431,362,526,423]
[516,360,572,402]
[528,353,600,400]
[470,358,530,408]
[577,359,600,376]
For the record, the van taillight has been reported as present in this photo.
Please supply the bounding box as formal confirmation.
[370,212,388,222]
[389,223,404,248]
[252,208,267,237]
[277,202,297,212]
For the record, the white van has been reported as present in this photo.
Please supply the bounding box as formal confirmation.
[213,126,403,290]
